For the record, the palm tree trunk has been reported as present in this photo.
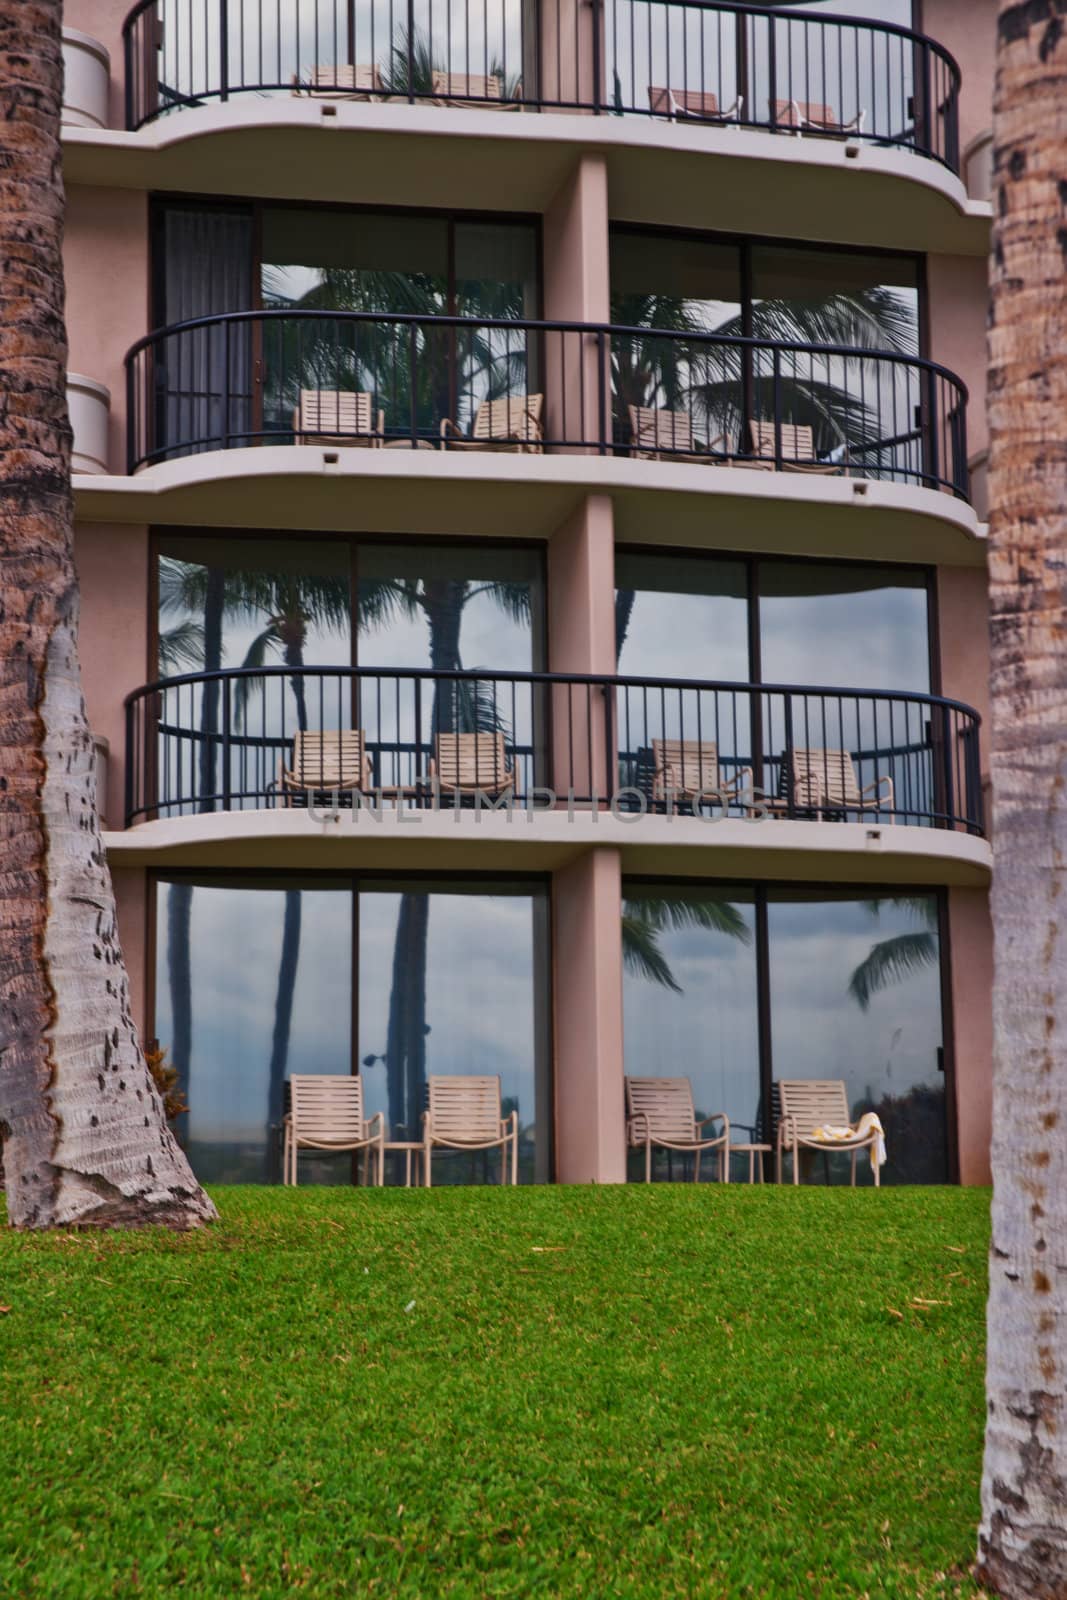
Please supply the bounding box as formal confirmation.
[977,6,1067,1591]
[0,1,214,1229]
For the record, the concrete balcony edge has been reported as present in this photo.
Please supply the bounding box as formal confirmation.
[74,449,986,567]
[103,806,992,886]
[62,104,992,257]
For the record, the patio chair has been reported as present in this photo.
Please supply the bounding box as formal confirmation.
[779,747,894,820]
[293,389,385,447]
[745,420,845,474]
[429,732,516,799]
[651,738,754,809]
[771,98,866,138]
[440,394,543,453]
[775,1079,882,1186]
[292,64,384,100]
[280,730,373,805]
[431,70,521,108]
[628,405,727,464]
[422,1074,519,1186]
[625,1076,730,1183]
[648,86,743,123]
[283,1073,385,1185]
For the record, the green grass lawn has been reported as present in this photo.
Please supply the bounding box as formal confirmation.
[0,1186,991,1599]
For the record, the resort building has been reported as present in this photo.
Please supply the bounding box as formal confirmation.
[64,0,994,1185]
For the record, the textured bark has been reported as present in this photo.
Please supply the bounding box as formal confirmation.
[977,2,1067,1592]
[0,2,215,1229]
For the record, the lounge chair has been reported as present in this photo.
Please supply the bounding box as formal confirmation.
[283,1073,385,1185]
[429,732,516,799]
[292,64,384,100]
[775,1079,882,1186]
[293,389,384,447]
[422,1074,519,1186]
[651,738,754,809]
[430,70,521,108]
[440,394,543,453]
[280,730,373,804]
[648,86,743,123]
[771,98,866,138]
[774,747,894,820]
[628,405,726,464]
[745,420,845,475]
[625,1076,730,1183]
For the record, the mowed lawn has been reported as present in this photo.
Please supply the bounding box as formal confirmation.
[0,1186,990,1599]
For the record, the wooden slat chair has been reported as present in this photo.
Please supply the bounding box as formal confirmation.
[283,1074,385,1185]
[628,405,726,464]
[293,389,385,447]
[625,1076,730,1184]
[422,1074,519,1186]
[431,70,521,108]
[440,394,543,453]
[651,739,754,810]
[775,1079,881,1187]
[783,747,894,820]
[280,730,373,804]
[648,86,743,123]
[746,420,844,475]
[429,732,516,799]
[772,98,866,138]
[292,64,384,99]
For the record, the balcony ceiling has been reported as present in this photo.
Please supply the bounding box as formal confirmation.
[63,105,991,258]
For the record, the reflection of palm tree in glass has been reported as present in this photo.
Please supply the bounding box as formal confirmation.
[611,285,916,466]
[358,573,530,1148]
[158,558,349,1165]
[848,896,938,1011]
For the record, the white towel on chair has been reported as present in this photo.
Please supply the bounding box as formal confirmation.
[810,1111,887,1172]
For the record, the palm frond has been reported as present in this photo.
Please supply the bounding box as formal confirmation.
[157,618,206,673]
[621,915,682,992]
[847,932,939,1011]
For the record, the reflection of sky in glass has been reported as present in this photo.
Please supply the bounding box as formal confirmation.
[768,893,945,1179]
[623,888,760,1135]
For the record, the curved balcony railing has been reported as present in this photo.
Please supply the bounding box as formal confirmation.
[124,665,985,836]
[121,0,961,172]
[125,310,969,497]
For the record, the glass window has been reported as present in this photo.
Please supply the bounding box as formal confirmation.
[154,876,353,1184]
[154,875,551,1187]
[615,551,749,680]
[767,891,946,1184]
[262,209,449,313]
[758,562,929,694]
[358,880,551,1183]
[622,884,760,1181]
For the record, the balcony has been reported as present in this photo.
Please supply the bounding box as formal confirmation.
[121,0,961,178]
[123,664,985,836]
[125,310,970,499]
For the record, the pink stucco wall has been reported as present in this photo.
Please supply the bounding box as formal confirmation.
[65,0,131,129]
[920,0,996,161]
[948,885,993,1184]
[926,254,990,463]
[938,564,990,772]
[64,186,149,471]
[74,521,150,823]
[552,847,626,1182]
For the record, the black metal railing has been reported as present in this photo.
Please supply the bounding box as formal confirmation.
[124,664,985,836]
[121,0,961,173]
[125,309,969,497]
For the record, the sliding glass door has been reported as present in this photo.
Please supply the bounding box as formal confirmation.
[153,874,551,1185]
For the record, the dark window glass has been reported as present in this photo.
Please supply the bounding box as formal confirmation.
[622,883,761,1181]
[758,562,929,693]
[154,875,552,1186]
[767,890,946,1184]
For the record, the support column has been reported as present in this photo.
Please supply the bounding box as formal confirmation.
[542,156,610,450]
[553,846,626,1183]
[547,494,616,800]
[75,521,150,826]
[948,886,993,1185]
